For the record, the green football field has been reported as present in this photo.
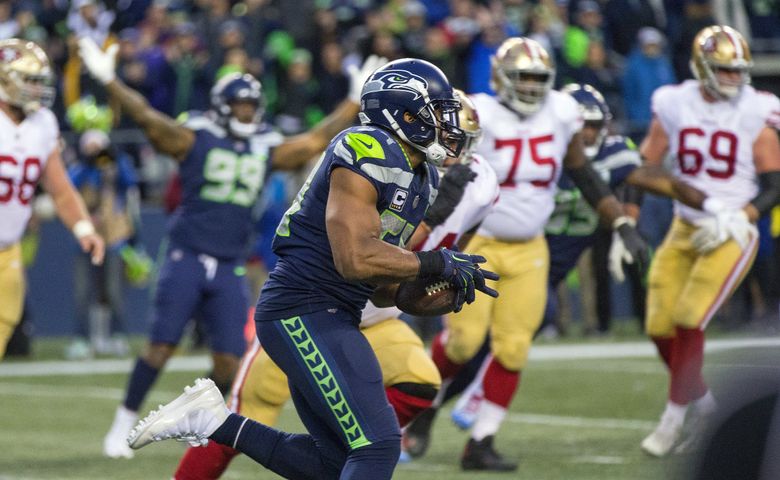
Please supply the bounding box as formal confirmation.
[1,335,778,480]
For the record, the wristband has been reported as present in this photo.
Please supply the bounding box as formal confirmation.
[612,215,636,230]
[72,219,96,239]
[415,251,444,279]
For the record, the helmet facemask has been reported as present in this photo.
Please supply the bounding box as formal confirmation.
[491,38,555,117]
[495,67,553,116]
[210,73,264,138]
[581,108,608,159]
[413,98,465,165]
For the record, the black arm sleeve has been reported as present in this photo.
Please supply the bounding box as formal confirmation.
[565,163,613,208]
[750,171,780,216]
[616,182,644,206]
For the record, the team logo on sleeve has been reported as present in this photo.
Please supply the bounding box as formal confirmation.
[390,188,408,212]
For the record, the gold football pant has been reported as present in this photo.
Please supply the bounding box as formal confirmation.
[228,318,441,425]
[0,243,24,359]
[444,234,549,370]
[646,217,758,336]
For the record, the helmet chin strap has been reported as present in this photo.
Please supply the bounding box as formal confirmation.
[381,109,447,167]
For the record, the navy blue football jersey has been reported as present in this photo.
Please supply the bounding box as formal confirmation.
[255,126,439,321]
[545,135,640,286]
[168,113,283,259]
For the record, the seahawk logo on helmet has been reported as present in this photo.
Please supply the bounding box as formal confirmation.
[364,70,429,100]
[359,58,465,167]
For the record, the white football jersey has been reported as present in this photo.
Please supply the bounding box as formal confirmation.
[360,155,500,327]
[653,80,780,222]
[0,107,59,246]
[472,91,583,240]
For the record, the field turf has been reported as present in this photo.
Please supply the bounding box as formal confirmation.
[1,334,778,479]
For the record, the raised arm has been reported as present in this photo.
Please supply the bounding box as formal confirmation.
[326,167,420,283]
[78,38,194,161]
[40,147,105,265]
[271,56,386,170]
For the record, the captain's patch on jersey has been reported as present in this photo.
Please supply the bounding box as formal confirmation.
[390,188,408,212]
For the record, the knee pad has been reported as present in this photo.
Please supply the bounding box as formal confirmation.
[351,438,401,462]
[444,331,485,365]
[492,334,532,371]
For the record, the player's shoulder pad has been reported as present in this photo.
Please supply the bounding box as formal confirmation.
[468,92,496,111]
[179,110,226,137]
[334,126,412,171]
[651,81,692,111]
[31,107,60,153]
[549,89,582,125]
[746,87,780,130]
[250,122,285,148]
[594,135,641,173]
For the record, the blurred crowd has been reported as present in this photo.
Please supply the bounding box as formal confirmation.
[5,0,780,355]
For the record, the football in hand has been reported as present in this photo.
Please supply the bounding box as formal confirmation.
[395,278,458,316]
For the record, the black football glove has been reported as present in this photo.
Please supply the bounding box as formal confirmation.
[437,248,499,312]
[424,164,478,228]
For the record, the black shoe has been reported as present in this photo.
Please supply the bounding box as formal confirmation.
[461,435,518,471]
[402,407,438,458]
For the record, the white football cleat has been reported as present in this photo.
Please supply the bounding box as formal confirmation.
[127,378,229,450]
[641,412,684,457]
[104,405,138,459]
[674,402,716,454]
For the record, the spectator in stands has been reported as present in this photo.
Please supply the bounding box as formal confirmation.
[67,129,148,359]
[316,42,349,113]
[567,40,621,114]
[275,49,322,135]
[0,2,19,40]
[622,27,675,139]
[164,21,210,115]
[67,0,114,46]
[602,0,663,57]
[562,0,604,69]
[422,26,458,88]
[669,1,715,81]
[400,1,428,58]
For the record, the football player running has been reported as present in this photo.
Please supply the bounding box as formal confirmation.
[76,37,386,459]
[427,37,652,471]
[403,83,645,458]
[637,25,780,457]
[170,89,500,480]
[125,59,498,480]
[0,39,104,360]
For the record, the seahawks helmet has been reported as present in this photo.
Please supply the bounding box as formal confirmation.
[359,58,465,167]
[561,83,611,159]
[210,72,264,138]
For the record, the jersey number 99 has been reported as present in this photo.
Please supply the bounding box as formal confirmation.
[201,148,267,207]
